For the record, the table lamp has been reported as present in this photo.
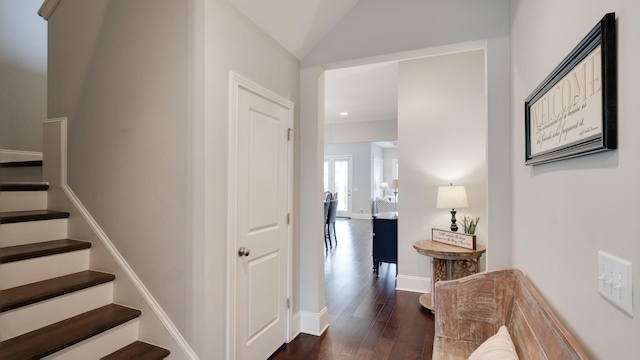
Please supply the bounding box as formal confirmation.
[390,179,398,217]
[390,179,398,203]
[436,183,468,232]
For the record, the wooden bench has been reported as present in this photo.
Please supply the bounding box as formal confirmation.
[432,269,590,359]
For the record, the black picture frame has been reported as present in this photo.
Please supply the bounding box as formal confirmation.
[524,13,617,165]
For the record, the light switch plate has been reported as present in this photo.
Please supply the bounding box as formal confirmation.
[598,250,633,316]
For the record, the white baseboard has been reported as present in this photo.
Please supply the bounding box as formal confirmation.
[299,307,329,336]
[396,275,431,293]
[61,185,199,359]
[349,213,373,220]
[0,149,43,162]
[45,320,139,359]
[43,118,199,359]
[290,312,301,341]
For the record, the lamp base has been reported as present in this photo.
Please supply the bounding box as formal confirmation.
[450,209,458,232]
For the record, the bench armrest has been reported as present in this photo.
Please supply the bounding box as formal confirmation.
[434,269,518,344]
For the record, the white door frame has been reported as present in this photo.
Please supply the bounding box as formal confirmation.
[324,155,353,218]
[226,72,294,360]
[373,156,384,200]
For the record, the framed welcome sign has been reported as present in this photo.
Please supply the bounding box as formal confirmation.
[525,13,617,165]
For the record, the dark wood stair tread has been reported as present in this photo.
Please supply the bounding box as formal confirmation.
[1,239,91,263]
[101,341,171,360]
[0,209,70,224]
[0,160,43,168]
[0,183,49,191]
[0,304,141,359]
[0,270,115,312]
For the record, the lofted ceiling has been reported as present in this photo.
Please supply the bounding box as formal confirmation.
[226,0,361,60]
[227,0,398,129]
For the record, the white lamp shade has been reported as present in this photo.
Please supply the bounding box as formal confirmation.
[391,179,398,189]
[379,182,389,190]
[436,185,468,209]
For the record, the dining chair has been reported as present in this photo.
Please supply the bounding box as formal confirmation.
[323,199,331,248]
[326,194,338,247]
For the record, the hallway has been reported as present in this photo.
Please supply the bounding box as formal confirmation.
[272,218,434,359]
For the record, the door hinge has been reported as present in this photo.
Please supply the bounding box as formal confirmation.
[286,298,290,309]
[287,213,290,224]
[287,128,293,141]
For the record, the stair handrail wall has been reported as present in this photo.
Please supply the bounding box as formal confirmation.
[43,118,199,360]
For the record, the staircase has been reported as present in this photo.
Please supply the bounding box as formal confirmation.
[0,161,170,359]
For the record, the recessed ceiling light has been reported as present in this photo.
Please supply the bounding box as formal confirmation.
[340,112,348,116]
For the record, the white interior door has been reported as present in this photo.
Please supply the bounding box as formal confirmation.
[333,158,351,217]
[373,157,384,200]
[324,156,352,217]
[233,81,291,360]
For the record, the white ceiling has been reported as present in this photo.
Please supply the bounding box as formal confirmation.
[324,62,398,124]
[227,0,398,127]
[226,0,361,60]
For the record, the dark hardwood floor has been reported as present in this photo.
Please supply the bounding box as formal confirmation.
[272,218,434,360]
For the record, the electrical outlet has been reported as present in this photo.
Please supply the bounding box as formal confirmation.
[598,250,633,316]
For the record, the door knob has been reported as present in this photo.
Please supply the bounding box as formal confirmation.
[238,246,250,257]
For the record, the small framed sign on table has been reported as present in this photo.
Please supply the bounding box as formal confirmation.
[431,228,476,250]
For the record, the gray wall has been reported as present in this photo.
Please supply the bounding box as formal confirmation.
[48,0,191,344]
[382,147,397,190]
[44,0,637,357]
[398,50,488,281]
[325,119,397,144]
[325,142,374,217]
[0,0,46,152]
[299,0,512,305]
[198,0,300,356]
[511,2,640,358]
[47,0,299,357]
[303,0,510,67]
[323,142,398,217]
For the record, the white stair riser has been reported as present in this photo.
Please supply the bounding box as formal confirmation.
[0,218,67,247]
[0,249,90,290]
[0,167,43,183]
[43,319,139,360]
[0,282,113,341]
[0,152,42,162]
[0,191,48,212]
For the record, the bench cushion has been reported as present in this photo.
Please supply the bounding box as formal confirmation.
[433,338,478,359]
[468,326,518,360]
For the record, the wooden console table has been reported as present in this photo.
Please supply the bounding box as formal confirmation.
[412,239,486,310]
